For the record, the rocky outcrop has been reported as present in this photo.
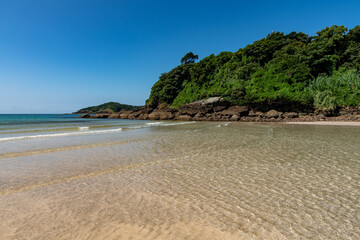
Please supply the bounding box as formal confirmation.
[80,113,91,118]
[265,110,283,118]
[177,114,193,121]
[179,97,229,116]
[78,98,360,122]
[282,112,298,118]
[108,113,120,119]
[148,107,175,120]
[221,106,249,116]
[94,113,110,118]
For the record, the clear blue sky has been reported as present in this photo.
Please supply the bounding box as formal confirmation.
[1,0,359,113]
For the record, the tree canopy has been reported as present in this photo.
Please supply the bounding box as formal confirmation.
[181,52,199,65]
[75,102,141,113]
[147,25,360,111]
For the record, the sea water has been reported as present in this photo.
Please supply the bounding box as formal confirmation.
[0,114,359,239]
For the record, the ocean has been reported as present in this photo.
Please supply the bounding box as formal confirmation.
[0,114,359,239]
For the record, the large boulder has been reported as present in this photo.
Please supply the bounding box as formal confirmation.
[255,111,265,117]
[265,110,282,118]
[230,114,240,121]
[193,112,206,121]
[127,114,136,119]
[148,108,175,120]
[79,113,91,118]
[180,97,229,116]
[119,110,133,119]
[213,106,227,112]
[248,110,256,117]
[94,114,109,118]
[149,110,174,120]
[177,114,193,121]
[283,112,298,118]
[108,113,120,119]
[137,114,149,120]
[221,106,249,116]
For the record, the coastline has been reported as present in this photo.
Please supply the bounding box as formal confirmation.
[1,117,360,239]
[77,97,360,123]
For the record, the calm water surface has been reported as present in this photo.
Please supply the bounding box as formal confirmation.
[0,114,359,239]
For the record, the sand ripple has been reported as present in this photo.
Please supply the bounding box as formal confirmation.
[0,122,359,239]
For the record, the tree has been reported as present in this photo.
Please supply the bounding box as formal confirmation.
[181,52,198,65]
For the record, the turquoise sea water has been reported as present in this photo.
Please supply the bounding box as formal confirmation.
[0,114,154,141]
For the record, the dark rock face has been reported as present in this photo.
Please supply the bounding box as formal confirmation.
[193,113,206,121]
[177,114,193,121]
[108,113,120,119]
[79,113,91,118]
[221,106,249,116]
[255,111,265,117]
[119,110,132,119]
[180,97,229,116]
[137,114,149,120]
[94,114,109,118]
[283,112,298,118]
[149,111,174,120]
[248,110,256,117]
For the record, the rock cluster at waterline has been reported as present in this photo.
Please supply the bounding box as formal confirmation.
[80,97,360,122]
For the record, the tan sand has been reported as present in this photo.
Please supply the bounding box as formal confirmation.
[286,121,360,126]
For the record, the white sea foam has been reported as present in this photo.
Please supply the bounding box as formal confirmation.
[146,122,164,125]
[0,128,123,142]
[159,121,196,126]
[0,121,197,142]
[217,123,230,127]
[146,121,196,127]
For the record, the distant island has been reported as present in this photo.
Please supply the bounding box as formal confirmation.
[80,25,360,121]
[74,102,141,114]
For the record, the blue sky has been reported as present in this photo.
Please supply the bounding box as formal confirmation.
[0,0,359,113]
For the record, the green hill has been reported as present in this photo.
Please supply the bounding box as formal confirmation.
[146,25,360,111]
[75,102,141,114]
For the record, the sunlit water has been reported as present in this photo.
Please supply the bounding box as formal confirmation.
[0,115,359,239]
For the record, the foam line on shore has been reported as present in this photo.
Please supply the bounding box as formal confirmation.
[0,128,123,142]
[0,121,196,142]
[145,121,196,126]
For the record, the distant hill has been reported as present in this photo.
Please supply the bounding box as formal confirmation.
[74,102,141,114]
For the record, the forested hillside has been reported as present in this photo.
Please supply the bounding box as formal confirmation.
[75,102,140,113]
[146,25,360,111]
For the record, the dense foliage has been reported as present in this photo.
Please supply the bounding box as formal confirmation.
[76,102,140,113]
[146,25,360,110]
[309,70,360,110]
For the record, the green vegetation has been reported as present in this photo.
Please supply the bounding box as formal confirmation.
[146,25,360,111]
[309,70,360,110]
[76,102,141,113]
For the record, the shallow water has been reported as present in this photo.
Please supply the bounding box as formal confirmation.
[0,116,359,239]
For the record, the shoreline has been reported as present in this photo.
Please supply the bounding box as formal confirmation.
[285,121,360,126]
[77,97,360,123]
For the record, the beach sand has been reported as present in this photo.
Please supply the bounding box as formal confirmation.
[286,121,360,126]
[1,122,359,239]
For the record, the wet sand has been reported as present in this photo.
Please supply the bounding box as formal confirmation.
[0,122,359,239]
[286,121,360,126]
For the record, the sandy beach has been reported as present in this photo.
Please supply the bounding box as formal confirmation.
[1,120,359,239]
[286,121,360,126]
